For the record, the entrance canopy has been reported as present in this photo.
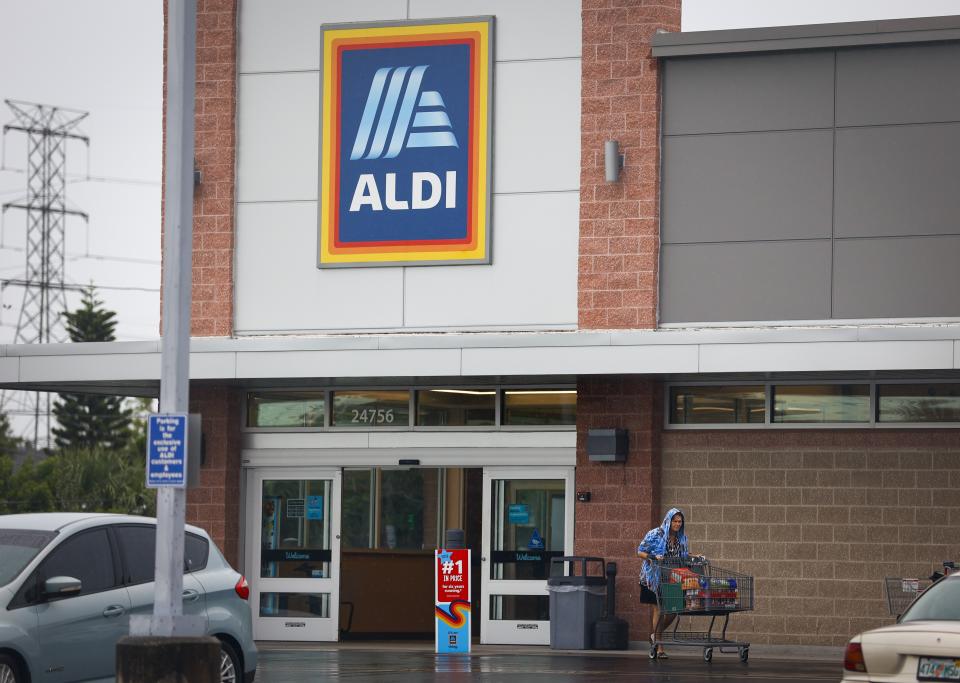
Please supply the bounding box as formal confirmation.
[0,325,957,395]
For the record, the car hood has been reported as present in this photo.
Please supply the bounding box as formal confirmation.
[859,621,960,675]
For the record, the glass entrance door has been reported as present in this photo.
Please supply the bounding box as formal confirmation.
[480,467,574,645]
[246,468,341,641]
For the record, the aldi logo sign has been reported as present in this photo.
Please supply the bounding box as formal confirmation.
[319,18,493,267]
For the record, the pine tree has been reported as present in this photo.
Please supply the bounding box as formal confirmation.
[51,287,132,451]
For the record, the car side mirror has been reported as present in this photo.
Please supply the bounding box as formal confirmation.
[43,576,82,599]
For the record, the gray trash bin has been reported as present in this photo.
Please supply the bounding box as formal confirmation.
[547,556,607,649]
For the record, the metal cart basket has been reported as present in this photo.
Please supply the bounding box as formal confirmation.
[883,577,932,616]
[649,557,754,662]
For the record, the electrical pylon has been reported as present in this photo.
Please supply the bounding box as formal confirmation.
[1,100,89,449]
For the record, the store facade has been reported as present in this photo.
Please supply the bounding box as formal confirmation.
[1,2,959,648]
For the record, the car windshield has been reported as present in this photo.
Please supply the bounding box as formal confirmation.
[901,578,960,622]
[0,529,56,587]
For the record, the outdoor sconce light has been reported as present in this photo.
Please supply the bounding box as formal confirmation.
[604,140,624,182]
[587,428,628,462]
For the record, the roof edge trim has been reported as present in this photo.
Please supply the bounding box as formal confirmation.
[651,14,960,57]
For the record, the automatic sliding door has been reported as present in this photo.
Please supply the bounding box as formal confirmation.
[481,467,574,645]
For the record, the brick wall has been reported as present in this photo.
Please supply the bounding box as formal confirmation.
[163,0,237,337]
[574,376,662,639]
[192,0,237,336]
[187,385,244,566]
[579,0,679,329]
[661,429,960,646]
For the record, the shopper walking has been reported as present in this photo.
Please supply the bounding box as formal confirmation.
[637,507,691,658]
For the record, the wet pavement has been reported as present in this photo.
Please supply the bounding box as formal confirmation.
[254,644,843,682]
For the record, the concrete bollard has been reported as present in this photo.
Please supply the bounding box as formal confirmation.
[116,636,220,683]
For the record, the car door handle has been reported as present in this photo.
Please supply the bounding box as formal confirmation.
[102,605,126,618]
[183,589,200,603]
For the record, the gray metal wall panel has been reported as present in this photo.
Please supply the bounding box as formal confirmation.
[662,131,834,244]
[662,51,834,135]
[836,43,960,127]
[835,123,960,238]
[660,241,832,323]
[833,237,960,319]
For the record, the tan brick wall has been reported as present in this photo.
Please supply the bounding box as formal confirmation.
[661,429,960,646]
[579,0,679,329]
[163,0,237,337]
[574,376,662,639]
[186,385,243,566]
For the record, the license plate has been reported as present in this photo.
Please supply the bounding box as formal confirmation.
[918,657,960,681]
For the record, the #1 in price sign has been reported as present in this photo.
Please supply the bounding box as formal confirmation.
[435,548,471,653]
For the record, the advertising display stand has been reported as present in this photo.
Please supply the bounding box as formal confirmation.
[435,548,471,653]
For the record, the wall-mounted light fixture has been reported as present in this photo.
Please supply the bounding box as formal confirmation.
[604,140,624,182]
[587,428,629,462]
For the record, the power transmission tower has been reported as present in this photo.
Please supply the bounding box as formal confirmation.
[1,100,89,449]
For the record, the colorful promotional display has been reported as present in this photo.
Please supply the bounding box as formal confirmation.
[435,548,471,653]
[319,18,493,267]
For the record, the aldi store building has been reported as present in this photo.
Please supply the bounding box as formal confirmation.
[3,2,960,648]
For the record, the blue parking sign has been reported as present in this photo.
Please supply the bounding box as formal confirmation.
[146,414,188,488]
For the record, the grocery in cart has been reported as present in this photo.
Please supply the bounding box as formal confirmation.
[650,557,754,662]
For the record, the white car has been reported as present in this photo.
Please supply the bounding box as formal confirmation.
[843,572,960,682]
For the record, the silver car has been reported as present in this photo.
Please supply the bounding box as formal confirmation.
[0,513,257,683]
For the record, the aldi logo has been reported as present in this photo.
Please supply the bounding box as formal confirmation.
[319,18,494,267]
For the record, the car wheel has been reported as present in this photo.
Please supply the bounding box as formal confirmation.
[0,654,22,683]
[219,640,241,683]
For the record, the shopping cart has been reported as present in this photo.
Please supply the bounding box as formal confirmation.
[649,557,754,663]
[884,562,957,616]
[883,577,932,616]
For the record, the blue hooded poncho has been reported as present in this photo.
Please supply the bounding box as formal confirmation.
[637,507,689,591]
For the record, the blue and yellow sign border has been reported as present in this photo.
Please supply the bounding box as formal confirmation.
[318,17,494,268]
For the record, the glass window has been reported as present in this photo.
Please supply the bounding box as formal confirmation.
[114,526,210,585]
[342,468,445,551]
[0,529,55,587]
[878,384,960,423]
[114,526,154,584]
[900,578,960,622]
[247,392,325,428]
[489,594,549,621]
[40,529,115,596]
[261,479,332,579]
[670,385,765,424]
[416,388,496,426]
[773,384,870,423]
[259,592,330,619]
[491,479,565,580]
[502,389,576,426]
[332,390,409,427]
[185,534,209,573]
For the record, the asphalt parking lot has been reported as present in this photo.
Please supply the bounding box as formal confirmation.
[253,644,843,682]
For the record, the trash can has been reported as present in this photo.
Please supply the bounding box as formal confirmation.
[547,556,607,649]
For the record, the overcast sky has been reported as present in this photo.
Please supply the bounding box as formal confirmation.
[0,0,958,349]
[0,1,162,344]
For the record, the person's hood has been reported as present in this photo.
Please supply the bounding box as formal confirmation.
[660,506,686,539]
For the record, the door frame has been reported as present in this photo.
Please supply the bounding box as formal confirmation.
[244,467,342,641]
[480,466,575,645]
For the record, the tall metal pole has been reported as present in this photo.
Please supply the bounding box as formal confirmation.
[149,0,196,637]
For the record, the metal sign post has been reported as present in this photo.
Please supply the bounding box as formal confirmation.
[128,0,199,638]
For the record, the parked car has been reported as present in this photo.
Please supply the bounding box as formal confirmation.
[843,572,960,682]
[0,513,257,683]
